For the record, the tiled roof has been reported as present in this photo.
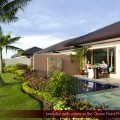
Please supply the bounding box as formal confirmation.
[36,39,73,54]
[11,47,42,58]
[65,21,120,46]
[22,46,42,55]
[11,52,23,58]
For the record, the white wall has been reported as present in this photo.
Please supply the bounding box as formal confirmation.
[114,44,120,79]
[5,57,31,67]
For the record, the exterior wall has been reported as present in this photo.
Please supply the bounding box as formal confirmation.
[30,57,33,67]
[89,39,120,79]
[5,57,32,67]
[58,37,120,79]
[33,53,79,76]
[33,37,120,79]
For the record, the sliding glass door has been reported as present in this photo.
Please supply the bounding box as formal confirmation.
[93,48,107,65]
[87,47,116,73]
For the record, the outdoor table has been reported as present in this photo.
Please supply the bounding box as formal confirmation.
[92,67,99,79]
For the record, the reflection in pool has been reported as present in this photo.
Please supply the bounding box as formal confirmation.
[78,79,119,94]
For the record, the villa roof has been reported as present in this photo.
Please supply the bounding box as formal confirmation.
[22,46,42,56]
[36,40,73,54]
[36,21,120,54]
[65,21,120,46]
[11,52,23,58]
[11,46,42,58]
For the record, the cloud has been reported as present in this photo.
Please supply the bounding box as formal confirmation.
[14,35,63,49]
[12,19,32,27]
[3,35,63,58]
[2,0,120,58]
[30,14,62,30]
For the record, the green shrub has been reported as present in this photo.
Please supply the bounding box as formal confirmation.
[25,70,48,91]
[16,63,28,70]
[28,66,33,71]
[15,70,25,76]
[4,64,28,82]
[4,64,28,73]
[7,64,17,69]
[4,67,15,73]
[22,82,39,94]
[4,64,17,73]
[4,64,16,73]
[53,100,70,110]
[47,72,78,97]
[22,82,54,101]
[63,94,94,110]
[14,75,25,81]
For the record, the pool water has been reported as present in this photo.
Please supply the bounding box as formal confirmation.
[78,79,119,94]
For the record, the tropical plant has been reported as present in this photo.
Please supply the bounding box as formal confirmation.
[22,82,51,100]
[15,63,28,70]
[0,0,31,72]
[0,27,21,73]
[0,0,31,23]
[47,72,78,97]
[4,63,28,73]
[71,46,90,71]
[25,70,48,91]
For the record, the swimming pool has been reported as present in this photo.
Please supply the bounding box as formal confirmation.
[78,79,119,94]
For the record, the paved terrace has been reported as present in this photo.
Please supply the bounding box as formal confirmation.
[75,75,120,110]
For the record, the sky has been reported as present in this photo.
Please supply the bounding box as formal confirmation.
[1,0,120,58]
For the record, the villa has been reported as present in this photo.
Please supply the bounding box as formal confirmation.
[33,21,120,79]
[33,21,120,109]
[5,46,42,67]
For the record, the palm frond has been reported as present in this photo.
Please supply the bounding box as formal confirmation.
[0,28,21,50]
[0,0,7,8]
[0,8,18,23]
[7,36,21,45]
[0,26,3,36]
[0,31,11,46]
[5,45,22,54]
[2,0,31,9]
[71,46,91,70]
[6,31,11,36]
[0,36,5,47]
[0,0,31,23]
[0,0,31,13]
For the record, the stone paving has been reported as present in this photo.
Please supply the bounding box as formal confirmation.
[75,75,120,110]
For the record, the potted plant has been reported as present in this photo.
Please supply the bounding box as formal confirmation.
[70,46,90,75]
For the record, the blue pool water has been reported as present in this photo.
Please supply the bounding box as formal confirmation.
[78,79,119,94]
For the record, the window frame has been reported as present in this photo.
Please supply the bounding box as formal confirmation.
[89,46,116,74]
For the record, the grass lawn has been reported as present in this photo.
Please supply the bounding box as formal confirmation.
[0,73,20,83]
[0,73,42,120]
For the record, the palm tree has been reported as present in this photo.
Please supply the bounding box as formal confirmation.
[0,0,31,23]
[0,0,31,73]
[70,46,90,75]
[0,26,21,73]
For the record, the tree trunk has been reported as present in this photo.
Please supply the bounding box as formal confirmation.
[0,49,4,73]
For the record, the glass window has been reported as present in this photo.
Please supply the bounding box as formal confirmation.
[86,50,91,63]
[109,48,115,72]
[87,47,116,73]
[93,48,107,65]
